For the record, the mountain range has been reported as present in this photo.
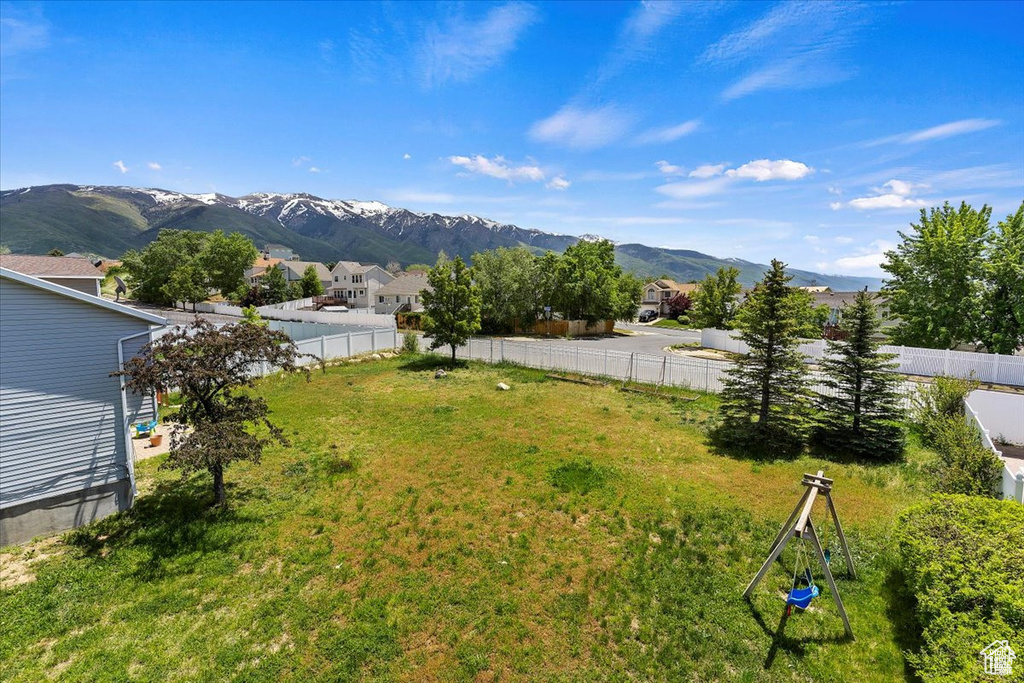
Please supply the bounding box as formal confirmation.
[0,184,883,290]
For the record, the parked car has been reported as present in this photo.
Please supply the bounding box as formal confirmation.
[638,310,658,322]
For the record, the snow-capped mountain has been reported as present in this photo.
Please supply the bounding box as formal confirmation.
[0,184,884,290]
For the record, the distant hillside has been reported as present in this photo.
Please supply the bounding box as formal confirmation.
[0,184,882,290]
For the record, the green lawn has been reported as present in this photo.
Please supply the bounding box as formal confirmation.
[0,356,936,681]
[651,318,692,330]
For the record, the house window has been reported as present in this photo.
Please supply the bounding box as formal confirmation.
[334,276,339,282]
[379,296,384,303]
[360,290,365,296]
[647,289,655,300]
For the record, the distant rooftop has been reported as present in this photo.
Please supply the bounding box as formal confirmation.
[0,254,103,279]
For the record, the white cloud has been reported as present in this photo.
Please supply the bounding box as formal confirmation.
[449,154,545,182]
[309,166,322,173]
[843,179,928,211]
[292,156,311,167]
[113,160,129,174]
[832,240,896,274]
[904,118,1001,143]
[702,1,869,100]
[529,104,633,150]
[724,159,813,181]
[636,119,700,144]
[689,163,726,178]
[545,176,571,191]
[0,4,50,58]
[418,3,538,88]
[655,177,732,199]
[655,160,684,176]
[403,153,411,160]
[147,162,162,171]
[830,201,843,211]
[865,118,1002,147]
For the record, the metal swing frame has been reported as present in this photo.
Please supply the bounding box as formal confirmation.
[743,470,856,639]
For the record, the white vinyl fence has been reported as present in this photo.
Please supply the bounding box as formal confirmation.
[964,396,1024,504]
[701,329,1024,387]
[255,327,399,373]
[193,300,397,328]
[422,336,918,404]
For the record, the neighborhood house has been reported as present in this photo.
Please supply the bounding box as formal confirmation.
[329,261,395,307]
[641,279,699,317]
[0,268,166,546]
[276,260,332,293]
[0,254,105,297]
[374,273,430,315]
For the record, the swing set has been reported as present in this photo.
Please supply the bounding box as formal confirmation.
[743,470,856,639]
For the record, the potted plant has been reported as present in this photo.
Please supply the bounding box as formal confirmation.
[149,432,163,447]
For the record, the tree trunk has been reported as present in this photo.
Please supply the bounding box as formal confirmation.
[211,462,226,507]
[450,344,457,368]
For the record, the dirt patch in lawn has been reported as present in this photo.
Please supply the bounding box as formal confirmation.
[0,536,63,589]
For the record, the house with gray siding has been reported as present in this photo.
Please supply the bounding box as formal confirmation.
[0,254,105,297]
[0,268,166,545]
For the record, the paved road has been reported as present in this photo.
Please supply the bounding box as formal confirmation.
[504,323,701,358]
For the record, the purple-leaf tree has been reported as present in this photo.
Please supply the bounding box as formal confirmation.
[115,319,308,506]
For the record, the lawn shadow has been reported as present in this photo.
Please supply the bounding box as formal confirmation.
[882,566,925,683]
[396,354,469,373]
[68,474,263,581]
[747,599,852,670]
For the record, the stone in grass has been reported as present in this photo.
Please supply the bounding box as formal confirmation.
[435,369,448,379]
[370,353,382,360]
[497,382,510,391]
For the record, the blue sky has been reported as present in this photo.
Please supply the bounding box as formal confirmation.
[1,1,1022,275]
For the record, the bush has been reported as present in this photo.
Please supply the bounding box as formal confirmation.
[402,332,420,355]
[896,495,1024,682]
[676,314,689,325]
[913,375,979,446]
[931,417,1003,496]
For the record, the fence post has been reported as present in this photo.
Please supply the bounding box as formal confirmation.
[576,346,580,373]
[372,331,377,352]
[604,349,608,377]
[705,359,709,392]
[501,338,505,362]
[490,338,494,363]
[943,349,950,375]
[993,353,1001,384]
[345,333,351,358]
[321,335,327,362]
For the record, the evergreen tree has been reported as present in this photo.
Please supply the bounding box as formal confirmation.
[299,264,324,297]
[717,260,810,455]
[815,290,906,460]
[261,264,289,304]
[422,254,481,367]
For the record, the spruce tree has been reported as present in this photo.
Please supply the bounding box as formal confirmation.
[717,260,810,455]
[815,290,906,460]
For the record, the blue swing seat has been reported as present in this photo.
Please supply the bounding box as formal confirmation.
[786,585,819,609]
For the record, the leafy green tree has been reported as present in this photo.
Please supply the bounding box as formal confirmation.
[472,247,541,332]
[554,239,625,324]
[691,266,741,329]
[815,291,905,460]
[613,271,643,321]
[163,264,209,311]
[716,260,811,455]
[197,230,258,297]
[117,321,306,507]
[261,264,289,304]
[287,281,304,301]
[980,203,1024,354]
[122,229,208,304]
[299,264,324,297]
[790,288,831,338]
[881,202,991,349]
[533,251,561,317]
[422,254,481,367]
